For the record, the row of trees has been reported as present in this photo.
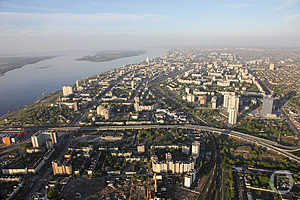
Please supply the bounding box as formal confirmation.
[137,128,191,145]
[235,118,296,145]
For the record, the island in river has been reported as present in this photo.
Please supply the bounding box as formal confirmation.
[76,50,146,62]
[0,56,56,75]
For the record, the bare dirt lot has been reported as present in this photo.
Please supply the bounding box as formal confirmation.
[61,177,105,200]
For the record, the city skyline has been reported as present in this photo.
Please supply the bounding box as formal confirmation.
[0,0,300,55]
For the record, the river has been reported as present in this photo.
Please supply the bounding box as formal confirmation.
[0,48,167,116]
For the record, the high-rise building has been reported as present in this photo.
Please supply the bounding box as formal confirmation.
[76,80,80,89]
[184,174,192,188]
[262,95,273,116]
[151,156,195,174]
[48,131,58,145]
[269,63,275,70]
[62,86,73,96]
[184,170,196,188]
[185,87,190,94]
[31,134,45,148]
[146,57,150,65]
[75,80,83,91]
[31,131,58,148]
[192,141,200,157]
[228,108,238,125]
[223,94,230,108]
[211,96,217,109]
[228,95,239,112]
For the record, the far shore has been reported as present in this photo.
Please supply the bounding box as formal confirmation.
[76,50,146,62]
[0,56,56,76]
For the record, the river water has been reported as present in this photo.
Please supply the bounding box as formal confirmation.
[0,48,167,116]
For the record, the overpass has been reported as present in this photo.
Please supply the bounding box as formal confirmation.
[51,124,300,163]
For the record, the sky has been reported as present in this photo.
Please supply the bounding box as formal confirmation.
[0,0,299,55]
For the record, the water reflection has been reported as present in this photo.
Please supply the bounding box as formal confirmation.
[0,48,166,115]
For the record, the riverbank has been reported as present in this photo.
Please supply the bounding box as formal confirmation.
[0,56,56,75]
[0,90,61,123]
[0,48,167,116]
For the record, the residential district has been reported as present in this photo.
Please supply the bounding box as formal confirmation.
[1,48,300,200]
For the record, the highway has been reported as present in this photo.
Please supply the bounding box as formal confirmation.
[51,124,300,164]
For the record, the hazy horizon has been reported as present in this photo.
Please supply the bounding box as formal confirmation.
[0,0,300,55]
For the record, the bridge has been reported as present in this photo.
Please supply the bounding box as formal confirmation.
[51,124,300,163]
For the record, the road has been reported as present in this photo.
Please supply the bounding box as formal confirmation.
[281,108,300,145]
[149,68,209,126]
[51,124,300,163]
[25,134,73,199]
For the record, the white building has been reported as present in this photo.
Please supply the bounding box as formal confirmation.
[211,96,217,109]
[75,80,81,90]
[192,141,200,157]
[223,94,230,108]
[31,131,58,148]
[228,95,239,112]
[31,134,45,148]
[134,103,154,112]
[146,56,150,65]
[184,170,196,188]
[62,86,73,96]
[184,175,192,188]
[60,102,78,111]
[151,158,195,174]
[228,108,238,125]
[187,94,195,103]
[185,87,190,94]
